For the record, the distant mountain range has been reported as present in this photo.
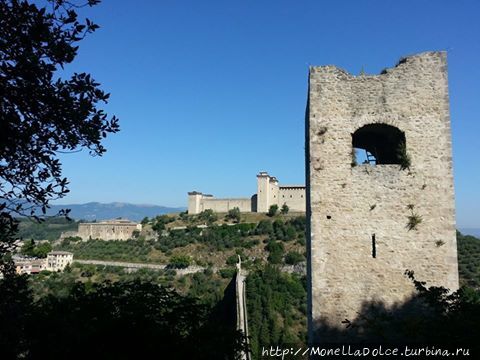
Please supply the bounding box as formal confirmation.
[460,228,480,238]
[45,202,185,222]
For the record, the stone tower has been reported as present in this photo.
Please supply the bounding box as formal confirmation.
[306,52,458,341]
[256,172,279,212]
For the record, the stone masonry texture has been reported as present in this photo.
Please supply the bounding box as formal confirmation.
[306,51,458,341]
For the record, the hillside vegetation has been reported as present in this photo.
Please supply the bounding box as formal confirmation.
[17,217,78,241]
[54,212,307,270]
[17,212,480,360]
[457,230,480,288]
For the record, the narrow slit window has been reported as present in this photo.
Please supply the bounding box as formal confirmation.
[372,234,376,258]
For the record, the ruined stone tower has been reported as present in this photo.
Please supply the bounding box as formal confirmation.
[306,52,458,341]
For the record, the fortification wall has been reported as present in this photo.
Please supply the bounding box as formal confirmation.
[189,172,306,214]
[307,52,458,340]
[278,187,306,212]
[200,198,252,213]
[78,223,139,241]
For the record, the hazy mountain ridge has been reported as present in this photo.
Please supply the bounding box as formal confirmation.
[46,202,185,222]
[460,228,480,238]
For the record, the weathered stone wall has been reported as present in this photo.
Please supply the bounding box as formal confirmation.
[78,222,141,241]
[268,179,280,209]
[306,52,458,340]
[200,197,252,213]
[278,187,306,212]
[188,192,203,214]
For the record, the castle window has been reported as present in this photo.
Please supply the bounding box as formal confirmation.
[352,124,407,166]
[372,234,376,258]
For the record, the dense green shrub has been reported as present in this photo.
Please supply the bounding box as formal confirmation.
[266,240,284,264]
[457,231,480,288]
[219,268,236,279]
[284,251,305,265]
[255,220,273,235]
[226,255,238,266]
[20,240,52,258]
[267,205,278,217]
[168,255,192,269]
[197,209,218,225]
[226,207,241,223]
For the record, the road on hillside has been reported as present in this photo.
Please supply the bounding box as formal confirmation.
[74,259,207,274]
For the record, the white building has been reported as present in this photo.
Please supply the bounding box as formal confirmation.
[46,251,74,271]
[14,257,46,275]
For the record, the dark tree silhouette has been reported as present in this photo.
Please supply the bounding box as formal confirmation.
[0,0,119,262]
[0,278,246,359]
[312,271,480,356]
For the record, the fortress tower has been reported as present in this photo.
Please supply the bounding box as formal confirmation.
[256,172,279,212]
[306,52,459,340]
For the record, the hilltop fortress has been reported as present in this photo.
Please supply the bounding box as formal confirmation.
[76,219,142,241]
[188,172,306,214]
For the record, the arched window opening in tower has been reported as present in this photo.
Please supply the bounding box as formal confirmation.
[352,124,407,166]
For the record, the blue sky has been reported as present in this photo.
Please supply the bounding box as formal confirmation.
[55,0,480,228]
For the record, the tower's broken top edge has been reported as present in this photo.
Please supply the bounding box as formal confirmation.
[309,51,446,78]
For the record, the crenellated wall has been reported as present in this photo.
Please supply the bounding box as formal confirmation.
[278,186,306,212]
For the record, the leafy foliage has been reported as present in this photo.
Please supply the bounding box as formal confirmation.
[226,207,241,223]
[151,214,175,232]
[58,238,152,262]
[0,0,118,265]
[168,254,192,269]
[219,268,236,279]
[16,217,77,241]
[246,266,307,357]
[55,218,307,269]
[0,275,245,359]
[457,231,480,288]
[265,240,285,264]
[20,239,52,258]
[197,209,218,225]
[267,205,278,217]
[284,251,305,265]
